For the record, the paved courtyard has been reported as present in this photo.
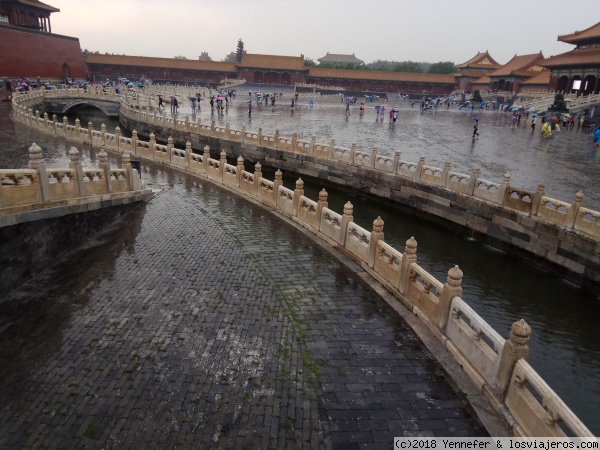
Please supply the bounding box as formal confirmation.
[0,176,489,449]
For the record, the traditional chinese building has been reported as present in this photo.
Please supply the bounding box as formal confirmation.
[305,68,455,95]
[0,0,86,81]
[454,51,502,91]
[317,53,364,65]
[542,21,600,95]
[85,54,237,84]
[487,52,545,93]
[235,53,307,85]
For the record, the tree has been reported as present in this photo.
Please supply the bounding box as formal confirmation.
[471,90,483,102]
[304,57,317,67]
[222,52,237,63]
[551,93,568,111]
[392,61,423,73]
[428,61,456,74]
[236,39,245,62]
[174,56,188,60]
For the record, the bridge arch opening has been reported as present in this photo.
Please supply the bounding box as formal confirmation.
[61,101,112,118]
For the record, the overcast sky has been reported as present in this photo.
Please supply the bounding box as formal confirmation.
[50,0,596,66]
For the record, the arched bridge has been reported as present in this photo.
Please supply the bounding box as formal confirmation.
[43,97,120,117]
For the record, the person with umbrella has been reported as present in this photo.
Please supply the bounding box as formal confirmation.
[531,114,537,133]
[158,94,164,109]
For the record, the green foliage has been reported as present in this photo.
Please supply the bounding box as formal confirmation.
[552,93,567,111]
[304,58,317,67]
[173,56,187,60]
[222,52,237,63]
[428,61,456,74]
[236,39,245,62]
[392,61,423,73]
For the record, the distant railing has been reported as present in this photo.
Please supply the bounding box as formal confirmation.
[8,90,597,437]
[11,89,600,244]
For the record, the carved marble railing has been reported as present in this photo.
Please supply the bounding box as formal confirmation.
[0,144,143,213]
[7,92,596,436]
[11,90,600,243]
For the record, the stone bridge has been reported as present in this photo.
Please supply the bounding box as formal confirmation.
[43,96,120,117]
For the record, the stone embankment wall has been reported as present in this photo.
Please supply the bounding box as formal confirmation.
[0,140,153,294]
[9,90,597,437]
[11,89,600,293]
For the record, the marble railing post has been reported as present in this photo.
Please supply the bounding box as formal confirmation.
[392,151,401,175]
[274,129,280,148]
[100,124,106,146]
[415,156,425,181]
[87,121,94,144]
[121,153,134,191]
[467,165,481,196]
[253,162,262,195]
[185,141,192,169]
[436,265,463,330]
[293,178,304,216]
[62,116,68,137]
[291,132,298,151]
[147,132,155,153]
[340,201,353,245]
[28,143,50,202]
[349,143,357,163]
[368,217,384,268]
[52,114,57,134]
[203,145,210,172]
[565,191,584,229]
[35,110,40,128]
[74,119,81,141]
[328,139,335,159]
[236,156,244,187]
[398,237,417,295]
[43,112,49,130]
[498,173,510,205]
[114,127,121,151]
[310,136,316,155]
[531,181,545,215]
[257,127,263,145]
[166,137,174,162]
[210,120,216,136]
[132,130,139,155]
[273,169,283,203]
[442,161,452,186]
[69,146,85,197]
[370,147,377,168]
[316,189,328,228]
[99,149,112,193]
[240,125,246,143]
[495,320,531,396]
[220,150,227,181]
[184,116,189,132]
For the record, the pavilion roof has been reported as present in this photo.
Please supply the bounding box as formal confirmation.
[557,21,600,44]
[541,47,600,68]
[237,53,306,71]
[308,67,455,84]
[520,69,551,85]
[0,0,60,12]
[489,52,545,77]
[456,51,502,70]
[86,54,237,72]
[317,53,364,64]
[471,76,491,86]
[455,70,491,79]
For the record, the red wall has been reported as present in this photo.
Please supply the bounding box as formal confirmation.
[0,26,86,79]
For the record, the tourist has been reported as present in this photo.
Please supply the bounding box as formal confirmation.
[309,97,314,107]
[248,101,252,116]
[594,124,600,146]
[158,95,164,109]
[531,116,537,132]
[472,119,479,140]
[210,97,214,110]
[359,102,365,115]
[541,121,552,139]
[345,103,350,116]
[380,106,385,119]
[291,98,295,108]
[191,97,197,114]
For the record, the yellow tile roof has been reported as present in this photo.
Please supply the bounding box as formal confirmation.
[456,51,502,70]
[558,22,600,44]
[308,68,455,84]
[489,53,545,77]
[237,53,306,71]
[542,48,600,67]
[86,54,237,72]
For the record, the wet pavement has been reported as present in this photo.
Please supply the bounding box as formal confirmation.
[0,176,489,448]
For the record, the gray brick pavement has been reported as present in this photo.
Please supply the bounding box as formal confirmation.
[0,179,487,449]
